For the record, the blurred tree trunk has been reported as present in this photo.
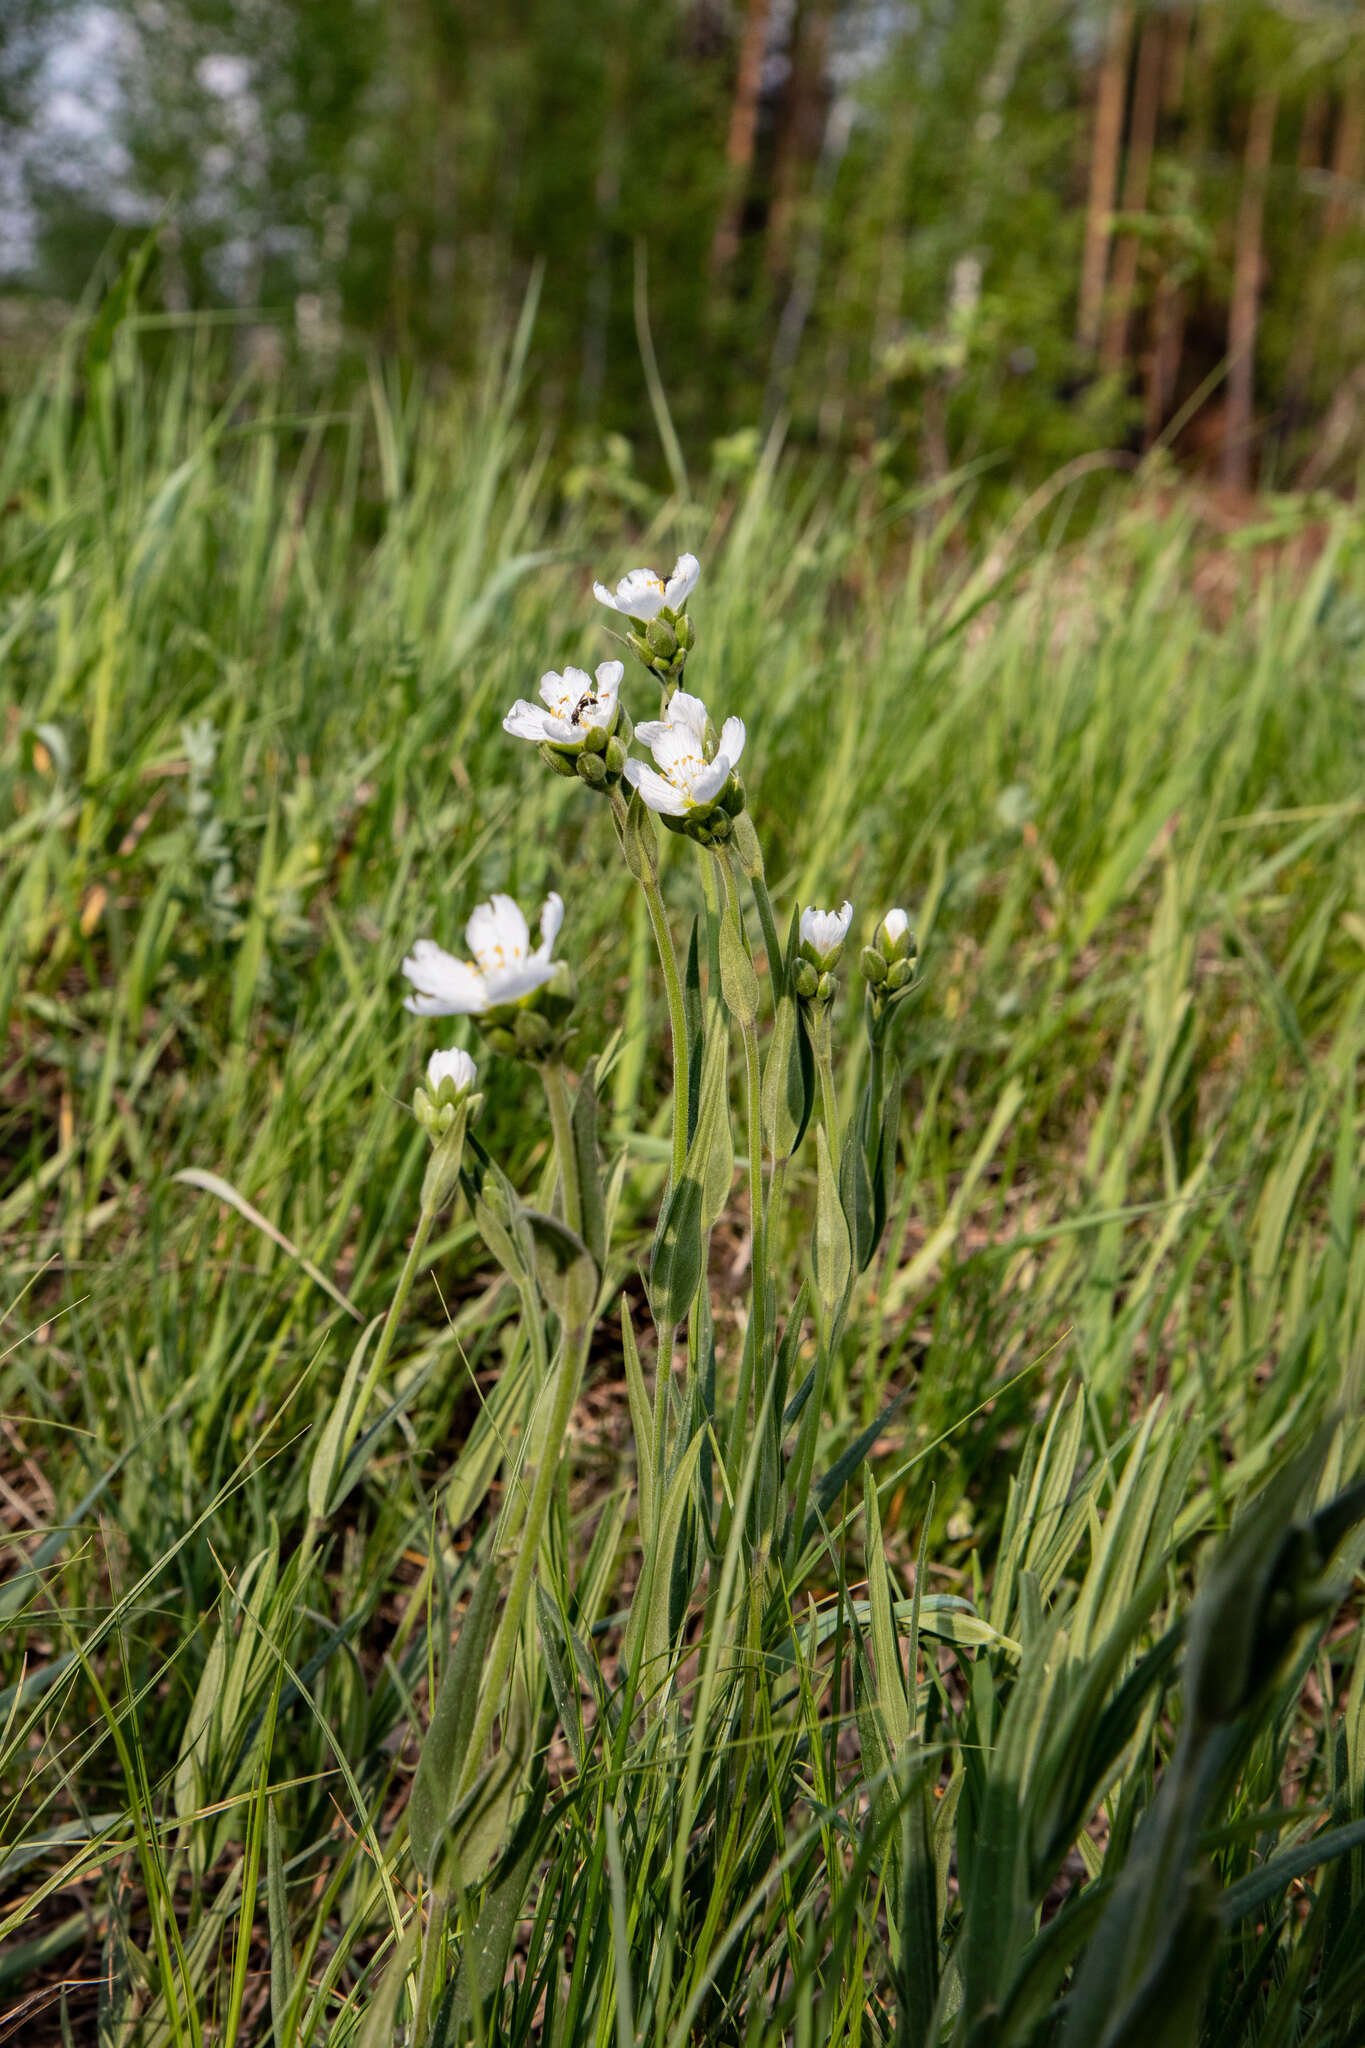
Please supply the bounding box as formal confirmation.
[1102,11,1165,372]
[1162,5,1190,114]
[1222,87,1278,491]
[1078,4,1132,353]
[710,0,772,278]
[766,0,831,284]
[579,49,628,421]
[1286,82,1364,479]
[1324,81,1364,237]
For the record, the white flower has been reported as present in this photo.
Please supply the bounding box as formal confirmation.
[403,892,565,1016]
[800,902,854,960]
[426,1046,477,1097]
[503,661,623,746]
[593,553,700,621]
[623,691,745,819]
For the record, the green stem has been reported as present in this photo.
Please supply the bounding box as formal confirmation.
[455,1315,592,1805]
[814,1004,842,1157]
[335,1201,436,1483]
[611,790,690,1187]
[541,1060,581,1236]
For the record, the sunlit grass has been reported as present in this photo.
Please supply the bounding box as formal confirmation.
[2,308,1365,2045]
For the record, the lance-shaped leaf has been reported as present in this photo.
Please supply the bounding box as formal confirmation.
[718,888,759,1025]
[524,1209,598,1331]
[571,1056,607,1272]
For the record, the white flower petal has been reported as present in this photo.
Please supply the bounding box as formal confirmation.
[689,755,731,806]
[633,719,669,747]
[800,901,854,955]
[882,907,911,944]
[718,716,746,768]
[401,941,487,1015]
[466,893,531,975]
[614,567,668,620]
[593,580,622,612]
[540,716,579,743]
[483,956,557,1004]
[665,552,700,607]
[595,659,624,695]
[503,700,555,741]
[538,891,565,954]
[665,690,710,735]
[626,760,690,817]
[539,666,593,716]
[427,1046,477,1094]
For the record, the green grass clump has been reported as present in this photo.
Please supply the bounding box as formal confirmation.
[2,312,1365,2046]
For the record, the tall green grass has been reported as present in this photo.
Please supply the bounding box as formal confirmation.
[2,308,1365,2045]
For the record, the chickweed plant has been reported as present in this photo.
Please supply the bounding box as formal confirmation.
[4,314,1365,2046]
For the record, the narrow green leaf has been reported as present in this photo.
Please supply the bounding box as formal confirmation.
[409,1561,502,1879]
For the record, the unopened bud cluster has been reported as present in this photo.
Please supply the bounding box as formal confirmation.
[539,715,633,792]
[861,907,918,1019]
[626,608,695,690]
[795,902,854,1007]
[414,1047,481,1139]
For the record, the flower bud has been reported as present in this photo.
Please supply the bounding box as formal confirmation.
[646,618,678,660]
[799,902,854,976]
[539,741,580,778]
[513,1009,552,1053]
[577,749,608,788]
[794,958,819,1000]
[876,907,915,962]
[860,946,888,987]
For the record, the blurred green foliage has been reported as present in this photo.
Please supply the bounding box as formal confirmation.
[5,0,1365,487]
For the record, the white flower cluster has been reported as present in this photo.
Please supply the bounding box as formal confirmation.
[403,550,916,1091]
[501,556,746,839]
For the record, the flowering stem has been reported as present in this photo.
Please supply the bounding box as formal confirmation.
[541,1060,581,1237]
[749,871,783,995]
[610,790,690,1187]
[813,1005,842,1157]
[718,849,768,1451]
